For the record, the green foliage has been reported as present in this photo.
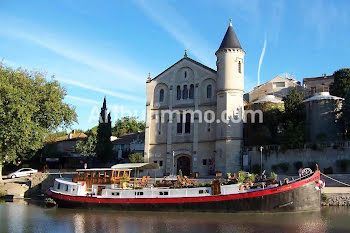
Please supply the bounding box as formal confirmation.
[321,193,329,203]
[342,90,350,139]
[128,153,144,163]
[85,126,98,136]
[45,131,67,143]
[0,190,7,197]
[179,169,183,179]
[112,116,145,137]
[330,68,350,98]
[294,161,303,170]
[307,161,318,169]
[252,164,260,174]
[245,102,284,146]
[248,173,256,183]
[95,98,113,162]
[0,64,77,179]
[336,159,350,172]
[237,171,246,183]
[281,88,306,149]
[73,135,97,157]
[269,172,277,181]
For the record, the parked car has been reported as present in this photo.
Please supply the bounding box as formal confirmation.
[7,168,38,179]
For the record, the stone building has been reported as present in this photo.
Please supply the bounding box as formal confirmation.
[144,20,244,176]
[304,92,343,143]
[303,74,334,97]
[246,75,300,103]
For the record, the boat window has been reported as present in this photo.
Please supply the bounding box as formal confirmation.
[135,192,144,195]
[65,185,68,191]
[72,188,75,192]
[111,192,120,196]
[199,190,204,194]
[99,172,104,177]
[164,192,168,195]
[159,192,163,195]
[106,171,111,178]
[119,171,124,177]
[57,183,61,190]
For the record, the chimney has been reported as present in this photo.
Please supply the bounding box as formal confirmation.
[322,73,327,78]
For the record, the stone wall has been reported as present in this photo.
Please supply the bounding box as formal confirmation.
[322,193,350,206]
[247,143,350,175]
[25,173,76,198]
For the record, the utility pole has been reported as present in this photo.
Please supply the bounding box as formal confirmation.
[259,146,264,174]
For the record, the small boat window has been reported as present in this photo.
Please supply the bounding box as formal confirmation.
[65,185,69,191]
[57,183,61,190]
[112,192,120,196]
[199,190,204,194]
[164,192,168,195]
[135,192,144,195]
[159,192,163,195]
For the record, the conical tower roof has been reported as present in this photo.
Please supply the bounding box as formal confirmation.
[218,19,242,50]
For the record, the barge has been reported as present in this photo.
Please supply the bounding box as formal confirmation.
[47,165,322,212]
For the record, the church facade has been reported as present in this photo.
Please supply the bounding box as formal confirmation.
[144,21,245,176]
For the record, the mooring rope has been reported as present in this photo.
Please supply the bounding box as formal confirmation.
[320,172,350,187]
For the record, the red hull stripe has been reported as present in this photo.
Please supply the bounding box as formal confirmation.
[49,171,320,204]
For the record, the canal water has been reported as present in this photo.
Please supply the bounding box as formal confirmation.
[0,201,350,233]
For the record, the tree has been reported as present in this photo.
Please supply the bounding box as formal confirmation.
[330,68,350,98]
[112,116,145,137]
[73,135,97,157]
[281,87,306,148]
[45,131,67,143]
[128,153,144,163]
[0,64,77,180]
[341,90,350,138]
[95,97,113,162]
[85,125,98,136]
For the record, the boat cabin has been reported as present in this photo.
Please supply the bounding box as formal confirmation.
[73,168,132,191]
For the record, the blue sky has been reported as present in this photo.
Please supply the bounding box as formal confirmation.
[1,0,349,131]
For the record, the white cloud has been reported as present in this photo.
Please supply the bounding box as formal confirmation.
[65,95,100,105]
[257,37,267,86]
[57,77,144,103]
[133,0,215,67]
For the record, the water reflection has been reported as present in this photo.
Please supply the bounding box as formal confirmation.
[0,201,349,233]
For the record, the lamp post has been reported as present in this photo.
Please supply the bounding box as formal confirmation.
[172,151,175,176]
[259,146,263,174]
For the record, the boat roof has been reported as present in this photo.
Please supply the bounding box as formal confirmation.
[111,163,159,170]
[76,168,132,172]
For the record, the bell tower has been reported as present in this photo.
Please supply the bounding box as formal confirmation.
[215,19,245,173]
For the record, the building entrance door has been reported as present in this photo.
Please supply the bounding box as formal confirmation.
[177,156,191,176]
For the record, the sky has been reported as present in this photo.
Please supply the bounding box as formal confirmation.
[1,0,349,131]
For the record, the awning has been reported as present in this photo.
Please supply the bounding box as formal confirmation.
[111,163,159,170]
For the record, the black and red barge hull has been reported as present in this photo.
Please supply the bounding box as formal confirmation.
[48,171,321,212]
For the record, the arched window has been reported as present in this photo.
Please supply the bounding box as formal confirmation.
[177,86,181,100]
[183,85,188,99]
[207,85,212,98]
[184,71,187,78]
[159,89,164,102]
[177,113,183,134]
[189,84,194,99]
[238,61,242,73]
[185,113,191,133]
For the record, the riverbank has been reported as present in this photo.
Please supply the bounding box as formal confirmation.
[322,187,350,206]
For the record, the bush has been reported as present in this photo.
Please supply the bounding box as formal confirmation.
[321,193,329,203]
[0,190,7,198]
[128,153,144,163]
[294,161,303,171]
[308,161,318,169]
[237,171,246,183]
[336,160,350,172]
[252,164,260,174]
[270,172,277,181]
